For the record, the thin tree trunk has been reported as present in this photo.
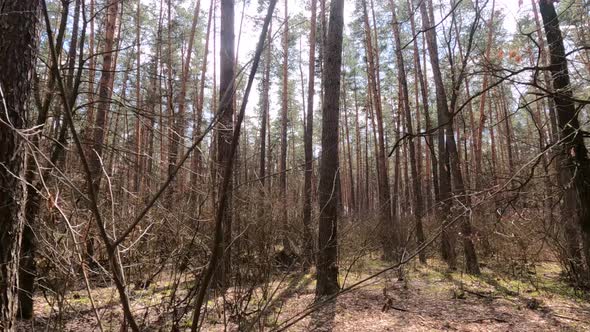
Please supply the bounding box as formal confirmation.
[392,101,402,240]
[191,0,214,189]
[416,0,456,269]
[391,1,426,263]
[86,0,96,131]
[280,0,290,253]
[172,0,201,197]
[407,0,439,210]
[474,0,495,191]
[259,20,271,189]
[134,0,142,193]
[86,0,120,267]
[343,78,356,214]
[164,0,174,182]
[362,0,397,260]
[419,0,481,273]
[190,2,276,327]
[353,76,363,211]
[302,0,316,268]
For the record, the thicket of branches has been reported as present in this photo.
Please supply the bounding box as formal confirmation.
[0,0,589,330]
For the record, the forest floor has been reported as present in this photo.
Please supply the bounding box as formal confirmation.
[17,259,590,331]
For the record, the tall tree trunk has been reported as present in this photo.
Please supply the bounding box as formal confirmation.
[134,0,142,193]
[168,0,201,199]
[364,103,371,211]
[407,0,439,210]
[474,0,495,191]
[391,1,426,263]
[0,1,37,325]
[85,0,119,268]
[259,21,271,189]
[500,84,515,175]
[20,0,83,318]
[416,0,456,269]
[157,0,165,183]
[450,16,476,194]
[210,4,218,212]
[303,0,317,268]
[213,0,236,290]
[353,76,364,211]
[392,101,402,240]
[316,0,344,298]
[532,0,559,143]
[86,0,96,131]
[342,77,356,214]
[88,0,118,197]
[528,48,555,258]
[191,0,214,191]
[362,0,397,260]
[280,0,290,253]
[419,0,480,274]
[164,0,174,182]
[539,0,590,282]
[190,2,276,327]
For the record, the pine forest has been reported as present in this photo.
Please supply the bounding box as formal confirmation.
[1,0,590,330]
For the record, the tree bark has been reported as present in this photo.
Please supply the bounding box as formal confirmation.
[532,0,559,143]
[391,1,426,263]
[539,0,590,281]
[474,0,495,190]
[342,77,356,214]
[259,20,271,189]
[362,0,397,260]
[213,0,236,290]
[134,0,142,193]
[280,0,290,253]
[416,0,457,269]
[0,0,38,326]
[316,0,344,298]
[303,0,317,268]
[84,0,119,269]
[191,0,214,190]
[419,0,480,274]
[169,0,201,185]
[190,2,277,327]
[407,0,439,210]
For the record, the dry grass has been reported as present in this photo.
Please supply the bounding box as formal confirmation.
[16,260,590,331]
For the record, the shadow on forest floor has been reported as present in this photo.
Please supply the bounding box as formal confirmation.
[267,259,590,331]
[16,259,590,331]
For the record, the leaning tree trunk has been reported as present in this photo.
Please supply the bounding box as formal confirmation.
[316,0,344,298]
[539,0,590,282]
[0,0,38,326]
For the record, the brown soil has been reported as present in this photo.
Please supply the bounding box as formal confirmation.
[16,260,590,331]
